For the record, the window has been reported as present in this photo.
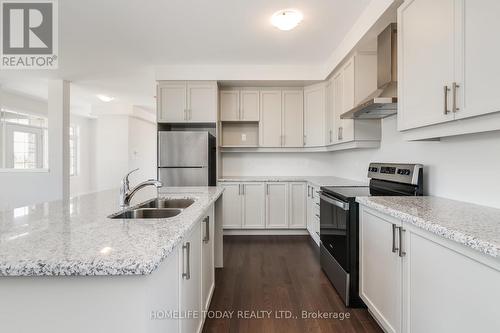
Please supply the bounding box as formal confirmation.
[69,125,79,176]
[0,109,48,169]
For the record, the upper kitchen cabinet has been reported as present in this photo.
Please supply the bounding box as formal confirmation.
[282,90,304,147]
[398,0,500,139]
[157,81,217,123]
[304,83,326,147]
[333,53,381,144]
[260,90,282,147]
[220,89,260,121]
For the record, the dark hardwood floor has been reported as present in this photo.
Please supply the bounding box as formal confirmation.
[203,236,382,333]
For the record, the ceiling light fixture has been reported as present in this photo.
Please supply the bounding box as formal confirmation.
[96,94,114,102]
[271,9,303,31]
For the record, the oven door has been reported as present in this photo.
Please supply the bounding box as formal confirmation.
[320,193,350,271]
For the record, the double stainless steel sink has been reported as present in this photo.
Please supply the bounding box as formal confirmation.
[109,198,195,219]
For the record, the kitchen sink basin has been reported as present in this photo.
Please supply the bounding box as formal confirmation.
[138,198,195,209]
[109,208,182,219]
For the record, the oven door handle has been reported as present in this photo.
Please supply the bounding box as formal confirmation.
[320,194,350,211]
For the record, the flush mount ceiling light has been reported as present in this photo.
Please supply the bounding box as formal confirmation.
[271,9,303,31]
[96,94,114,102]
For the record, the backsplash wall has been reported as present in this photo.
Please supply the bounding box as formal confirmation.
[222,116,500,208]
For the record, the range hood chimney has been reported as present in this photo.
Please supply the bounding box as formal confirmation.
[341,23,398,119]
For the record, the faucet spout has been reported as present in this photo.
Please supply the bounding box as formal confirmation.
[119,169,163,207]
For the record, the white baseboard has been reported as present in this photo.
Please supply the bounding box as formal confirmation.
[223,229,309,236]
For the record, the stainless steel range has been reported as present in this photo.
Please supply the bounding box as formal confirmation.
[319,163,423,307]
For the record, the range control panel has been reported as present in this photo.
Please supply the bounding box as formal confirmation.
[367,163,423,185]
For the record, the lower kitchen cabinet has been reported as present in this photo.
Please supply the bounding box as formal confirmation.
[359,205,500,333]
[221,183,242,228]
[179,220,202,333]
[265,182,289,228]
[359,208,402,333]
[242,183,266,228]
[288,182,307,228]
[306,183,320,246]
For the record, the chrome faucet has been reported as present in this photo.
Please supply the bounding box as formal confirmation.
[119,169,163,208]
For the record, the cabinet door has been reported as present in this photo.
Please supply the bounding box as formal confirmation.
[260,90,282,147]
[282,90,304,147]
[306,185,314,235]
[403,226,500,333]
[179,222,202,333]
[456,0,500,120]
[242,183,266,228]
[201,205,215,312]
[359,208,402,333]
[398,0,455,130]
[265,183,288,229]
[333,71,343,142]
[221,183,242,229]
[220,90,240,121]
[304,84,326,147]
[325,80,335,145]
[341,59,355,142]
[288,183,306,229]
[157,82,187,122]
[240,90,260,121]
[187,82,217,122]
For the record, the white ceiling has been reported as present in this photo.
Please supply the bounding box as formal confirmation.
[0,0,371,114]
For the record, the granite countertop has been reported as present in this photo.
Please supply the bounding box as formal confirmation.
[0,187,223,277]
[356,196,500,259]
[218,176,368,187]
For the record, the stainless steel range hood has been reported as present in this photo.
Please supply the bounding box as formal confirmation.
[341,23,398,119]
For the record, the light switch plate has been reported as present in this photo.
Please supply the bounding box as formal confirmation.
[241,133,247,142]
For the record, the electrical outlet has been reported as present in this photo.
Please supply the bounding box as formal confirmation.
[241,133,247,142]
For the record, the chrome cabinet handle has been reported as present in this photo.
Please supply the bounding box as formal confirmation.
[203,216,210,243]
[338,127,343,140]
[266,184,270,195]
[182,242,191,280]
[329,130,333,143]
[443,86,450,114]
[452,82,460,113]
[242,184,245,195]
[315,202,320,206]
[399,227,406,257]
[303,135,306,146]
[315,214,320,219]
[392,224,399,253]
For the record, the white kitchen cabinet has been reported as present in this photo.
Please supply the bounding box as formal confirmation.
[359,207,402,333]
[187,82,217,122]
[360,204,500,333]
[240,90,260,121]
[288,182,306,229]
[220,90,259,121]
[241,183,266,228]
[157,81,187,122]
[179,222,202,333]
[303,83,326,147]
[260,90,282,147]
[157,81,217,123]
[282,90,304,147]
[219,90,240,121]
[201,205,215,312]
[221,183,242,229]
[402,224,500,333]
[325,79,335,145]
[306,183,320,245]
[398,0,455,130]
[398,0,500,136]
[334,53,380,143]
[265,182,288,229]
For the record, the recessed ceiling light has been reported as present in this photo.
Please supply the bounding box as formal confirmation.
[96,94,114,102]
[271,9,303,31]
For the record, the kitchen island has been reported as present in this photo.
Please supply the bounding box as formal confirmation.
[0,186,224,333]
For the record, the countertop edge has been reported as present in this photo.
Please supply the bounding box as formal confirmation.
[356,197,500,259]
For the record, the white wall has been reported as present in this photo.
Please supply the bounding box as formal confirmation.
[70,114,96,196]
[222,116,500,208]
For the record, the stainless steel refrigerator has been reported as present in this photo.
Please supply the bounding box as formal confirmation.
[158,131,216,186]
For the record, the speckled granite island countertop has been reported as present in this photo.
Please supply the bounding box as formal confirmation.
[356,196,500,259]
[219,176,368,187]
[0,187,223,276]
